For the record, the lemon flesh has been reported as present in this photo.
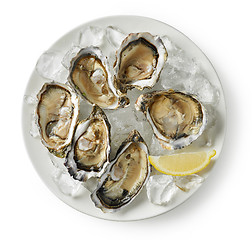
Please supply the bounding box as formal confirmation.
[149,150,216,176]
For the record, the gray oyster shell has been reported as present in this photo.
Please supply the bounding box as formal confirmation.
[36,82,79,158]
[135,90,207,150]
[113,32,167,96]
[91,130,150,213]
[68,46,129,109]
[65,105,111,181]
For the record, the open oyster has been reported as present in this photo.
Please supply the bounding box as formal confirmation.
[68,46,129,109]
[113,32,167,95]
[91,130,150,213]
[36,82,79,158]
[135,90,207,150]
[65,105,111,181]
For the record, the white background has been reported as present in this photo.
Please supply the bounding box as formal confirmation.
[1,0,251,239]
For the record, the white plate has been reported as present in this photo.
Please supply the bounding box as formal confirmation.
[22,16,226,221]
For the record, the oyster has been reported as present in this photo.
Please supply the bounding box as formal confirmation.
[36,82,79,158]
[135,90,207,150]
[68,46,129,109]
[113,32,167,95]
[91,130,150,213]
[65,105,111,181]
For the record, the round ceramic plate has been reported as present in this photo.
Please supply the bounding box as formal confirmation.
[22,16,226,221]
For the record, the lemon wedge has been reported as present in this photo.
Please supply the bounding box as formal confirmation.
[149,150,216,176]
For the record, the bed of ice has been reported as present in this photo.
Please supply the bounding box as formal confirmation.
[25,25,220,207]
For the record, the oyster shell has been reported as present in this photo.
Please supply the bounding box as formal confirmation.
[65,105,111,181]
[91,130,150,213]
[68,46,129,109]
[113,32,167,95]
[135,90,207,149]
[36,82,79,158]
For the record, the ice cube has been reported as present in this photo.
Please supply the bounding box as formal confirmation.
[133,107,147,122]
[107,50,117,72]
[61,45,81,69]
[36,51,65,80]
[52,168,82,197]
[78,98,93,120]
[161,35,177,52]
[110,130,129,158]
[148,135,172,156]
[205,104,217,128]
[205,128,215,147]
[174,174,204,192]
[29,111,40,138]
[146,175,178,205]
[146,173,204,205]
[78,26,105,47]
[82,177,99,192]
[24,94,37,105]
[106,26,127,49]
[49,153,66,170]
[52,68,68,83]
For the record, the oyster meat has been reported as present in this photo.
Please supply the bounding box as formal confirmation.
[68,46,129,109]
[113,32,167,95]
[91,130,150,213]
[36,82,79,158]
[135,90,207,150]
[65,105,111,181]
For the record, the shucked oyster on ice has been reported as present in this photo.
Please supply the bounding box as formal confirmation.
[113,32,167,96]
[68,46,129,109]
[91,130,150,213]
[65,105,111,181]
[135,90,207,150]
[36,82,79,158]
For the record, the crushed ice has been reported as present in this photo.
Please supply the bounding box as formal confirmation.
[105,90,153,159]
[158,35,219,106]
